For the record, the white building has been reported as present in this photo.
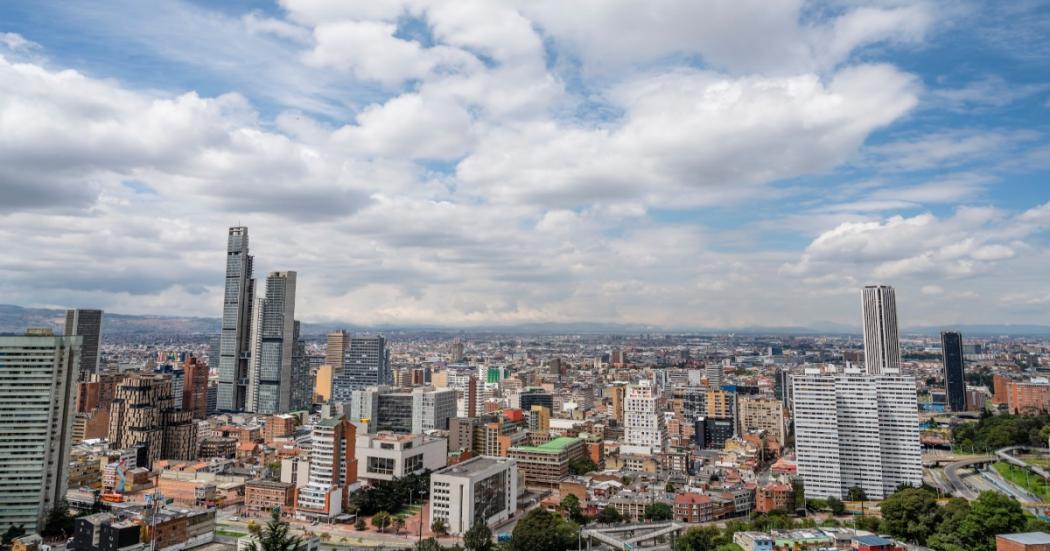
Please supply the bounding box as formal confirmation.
[792,370,922,499]
[356,433,448,482]
[413,387,457,432]
[862,285,901,375]
[296,417,357,520]
[0,331,80,532]
[623,381,666,454]
[429,456,518,536]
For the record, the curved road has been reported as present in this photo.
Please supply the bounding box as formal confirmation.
[943,455,995,500]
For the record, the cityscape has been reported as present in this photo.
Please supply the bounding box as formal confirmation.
[1,2,1049,551]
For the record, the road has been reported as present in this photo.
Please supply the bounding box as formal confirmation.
[943,454,995,500]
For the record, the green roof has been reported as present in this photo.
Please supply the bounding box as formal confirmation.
[511,437,581,454]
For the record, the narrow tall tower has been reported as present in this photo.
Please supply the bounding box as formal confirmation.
[941,331,965,412]
[64,309,103,380]
[862,285,901,375]
[247,271,297,414]
[218,226,255,411]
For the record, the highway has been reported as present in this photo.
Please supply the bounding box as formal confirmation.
[942,454,994,500]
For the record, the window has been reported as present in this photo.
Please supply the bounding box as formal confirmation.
[367,456,395,475]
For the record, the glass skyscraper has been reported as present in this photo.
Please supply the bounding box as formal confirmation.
[218,226,255,411]
[941,331,966,412]
[247,271,297,414]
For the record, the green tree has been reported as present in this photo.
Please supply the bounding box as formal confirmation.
[559,494,588,524]
[372,511,392,533]
[955,491,1027,551]
[790,479,805,512]
[2,525,26,545]
[596,505,623,524]
[674,525,724,551]
[415,538,444,551]
[855,516,882,533]
[394,517,406,535]
[464,522,494,551]
[243,509,302,551]
[509,508,578,551]
[355,517,367,531]
[431,518,449,536]
[928,498,971,551]
[40,500,74,538]
[847,486,867,502]
[879,487,940,544]
[569,458,598,475]
[644,502,673,521]
[665,482,676,493]
[826,496,846,516]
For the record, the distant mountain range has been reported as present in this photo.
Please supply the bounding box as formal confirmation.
[1,304,1047,338]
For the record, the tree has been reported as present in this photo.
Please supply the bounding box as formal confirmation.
[394,517,406,535]
[954,491,1027,551]
[674,526,724,551]
[559,494,587,524]
[247,520,261,536]
[596,505,623,524]
[569,458,598,476]
[464,522,494,551]
[243,509,302,551]
[847,486,867,502]
[879,487,941,544]
[509,508,578,551]
[415,538,443,551]
[372,511,392,533]
[2,525,26,545]
[665,482,676,493]
[790,479,805,512]
[40,500,74,538]
[644,502,673,521]
[355,517,367,531]
[826,496,846,516]
[431,518,449,536]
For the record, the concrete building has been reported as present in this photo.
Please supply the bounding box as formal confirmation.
[624,381,665,454]
[736,396,786,445]
[182,357,209,419]
[332,337,389,402]
[1006,380,1050,415]
[296,417,358,520]
[218,226,255,412]
[347,386,456,434]
[247,271,299,414]
[429,456,518,536]
[792,370,922,499]
[108,373,198,468]
[508,436,586,488]
[65,309,103,380]
[0,331,80,532]
[997,532,1050,551]
[245,480,296,515]
[69,513,142,551]
[315,364,333,402]
[325,330,348,368]
[609,384,626,422]
[941,331,966,412]
[356,433,448,482]
[862,285,900,375]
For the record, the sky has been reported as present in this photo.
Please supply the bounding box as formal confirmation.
[0,0,1048,330]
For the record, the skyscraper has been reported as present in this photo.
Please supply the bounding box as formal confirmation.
[182,356,209,419]
[862,285,901,375]
[108,373,197,468]
[792,370,921,499]
[64,308,103,380]
[247,271,297,414]
[290,321,314,411]
[623,380,666,453]
[331,336,388,403]
[941,331,966,412]
[218,226,255,411]
[0,330,80,532]
[325,330,348,369]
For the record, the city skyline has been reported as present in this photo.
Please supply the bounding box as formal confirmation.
[0,2,1047,329]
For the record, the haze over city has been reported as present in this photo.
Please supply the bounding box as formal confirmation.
[1,1,1048,329]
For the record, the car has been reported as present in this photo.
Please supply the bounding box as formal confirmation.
[230,516,240,521]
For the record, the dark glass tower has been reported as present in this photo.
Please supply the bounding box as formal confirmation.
[218,226,255,411]
[64,309,103,380]
[941,331,965,411]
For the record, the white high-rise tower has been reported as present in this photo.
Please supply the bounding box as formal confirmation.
[623,380,666,454]
[862,285,900,375]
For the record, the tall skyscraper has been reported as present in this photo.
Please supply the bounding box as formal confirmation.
[247,271,298,414]
[325,330,349,369]
[290,321,314,411]
[862,285,901,375]
[331,336,388,403]
[108,373,197,468]
[182,356,209,419]
[623,380,666,453]
[218,226,255,411]
[792,370,921,499]
[0,330,80,532]
[64,308,103,380]
[941,331,966,412]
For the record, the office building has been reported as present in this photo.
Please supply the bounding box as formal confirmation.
[315,364,334,402]
[348,386,456,433]
[218,226,256,411]
[450,341,465,363]
[609,383,626,422]
[332,336,388,402]
[429,456,518,536]
[519,389,554,413]
[0,331,80,532]
[182,357,209,419]
[296,417,358,520]
[737,396,786,445]
[245,480,296,516]
[1005,380,1050,414]
[706,363,723,389]
[508,437,587,488]
[325,330,348,368]
[527,405,550,431]
[862,285,901,375]
[624,381,666,453]
[290,322,313,411]
[792,370,921,499]
[247,271,299,414]
[108,373,198,468]
[356,433,448,482]
[941,331,966,412]
[65,309,103,380]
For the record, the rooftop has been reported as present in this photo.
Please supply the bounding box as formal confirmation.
[999,532,1050,544]
[435,456,512,477]
[510,436,581,454]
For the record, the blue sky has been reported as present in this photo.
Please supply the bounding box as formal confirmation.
[0,0,1047,329]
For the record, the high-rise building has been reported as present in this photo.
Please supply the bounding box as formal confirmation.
[296,417,358,520]
[941,331,965,412]
[792,370,921,499]
[0,330,80,532]
[325,331,348,369]
[623,381,665,453]
[609,383,626,422]
[218,226,255,411]
[736,396,786,445]
[862,285,901,375]
[450,340,465,363]
[247,271,298,414]
[108,373,197,468]
[290,321,313,411]
[520,389,554,413]
[346,386,456,433]
[64,309,103,380]
[332,336,388,402]
[182,356,209,419]
[706,363,724,389]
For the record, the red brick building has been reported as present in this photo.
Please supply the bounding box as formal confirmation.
[182,357,209,419]
[755,482,793,513]
[673,492,725,523]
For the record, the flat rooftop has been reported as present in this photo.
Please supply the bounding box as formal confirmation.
[999,532,1050,544]
[435,456,511,477]
[510,436,581,454]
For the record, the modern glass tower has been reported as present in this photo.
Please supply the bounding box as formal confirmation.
[64,308,103,380]
[247,271,297,414]
[332,336,389,403]
[862,285,901,375]
[218,226,255,411]
[941,331,966,411]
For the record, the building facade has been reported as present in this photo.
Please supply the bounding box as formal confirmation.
[331,337,388,403]
[941,331,966,412]
[64,309,103,380]
[736,396,786,445]
[218,226,255,412]
[861,285,901,375]
[247,271,298,414]
[296,417,358,520]
[508,437,586,488]
[624,381,666,453]
[356,433,448,482]
[429,456,518,536]
[108,373,198,468]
